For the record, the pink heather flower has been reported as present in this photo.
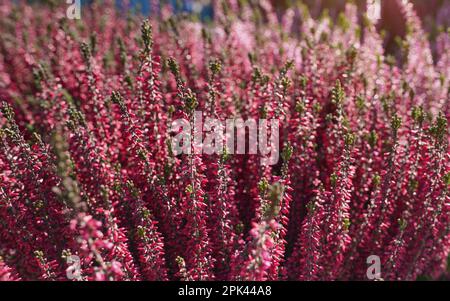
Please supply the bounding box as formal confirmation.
[0,0,448,281]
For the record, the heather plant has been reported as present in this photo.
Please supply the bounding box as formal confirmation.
[0,0,448,281]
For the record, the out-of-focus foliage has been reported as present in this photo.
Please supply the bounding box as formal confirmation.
[0,0,448,281]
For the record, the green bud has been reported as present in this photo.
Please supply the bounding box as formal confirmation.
[235,222,244,235]
[409,88,415,100]
[337,12,350,32]
[439,74,446,87]
[429,112,447,142]
[362,14,371,27]
[344,132,356,147]
[1,102,15,122]
[346,46,357,63]
[281,60,294,75]
[281,143,293,162]
[141,20,153,53]
[356,95,365,112]
[320,32,328,43]
[251,67,262,82]
[368,130,378,148]
[167,57,180,77]
[372,173,381,187]
[398,218,407,231]
[386,55,396,67]
[221,147,230,162]
[248,52,256,65]
[185,184,193,194]
[168,105,175,115]
[89,33,97,55]
[34,250,44,259]
[402,80,410,93]
[61,249,72,260]
[391,114,402,132]
[164,161,172,178]
[260,105,267,119]
[343,218,351,231]
[201,27,211,44]
[313,102,322,114]
[264,182,283,219]
[184,90,198,112]
[175,256,185,266]
[137,148,147,161]
[306,200,316,213]
[443,173,450,186]
[261,75,270,86]
[111,91,127,113]
[32,66,46,90]
[258,178,269,194]
[80,42,91,64]
[376,55,383,69]
[411,106,424,125]
[408,179,419,192]
[300,76,308,90]
[281,76,292,91]
[330,173,338,187]
[126,180,138,198]
[331,79,345,105]
[140,209,151,222]
[295,99,305,115]
[33,200,44,210]
[124,75,133,87]
[137,225,146,239]
[117,37,127,66]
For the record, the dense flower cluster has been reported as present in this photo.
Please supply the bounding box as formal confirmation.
[0,0,449,281]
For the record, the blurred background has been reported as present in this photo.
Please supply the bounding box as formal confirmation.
[29,0,450,55]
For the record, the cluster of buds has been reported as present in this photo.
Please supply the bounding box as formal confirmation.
[0,0,448,281]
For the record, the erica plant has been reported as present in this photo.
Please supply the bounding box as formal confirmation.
[0,0,449,281]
